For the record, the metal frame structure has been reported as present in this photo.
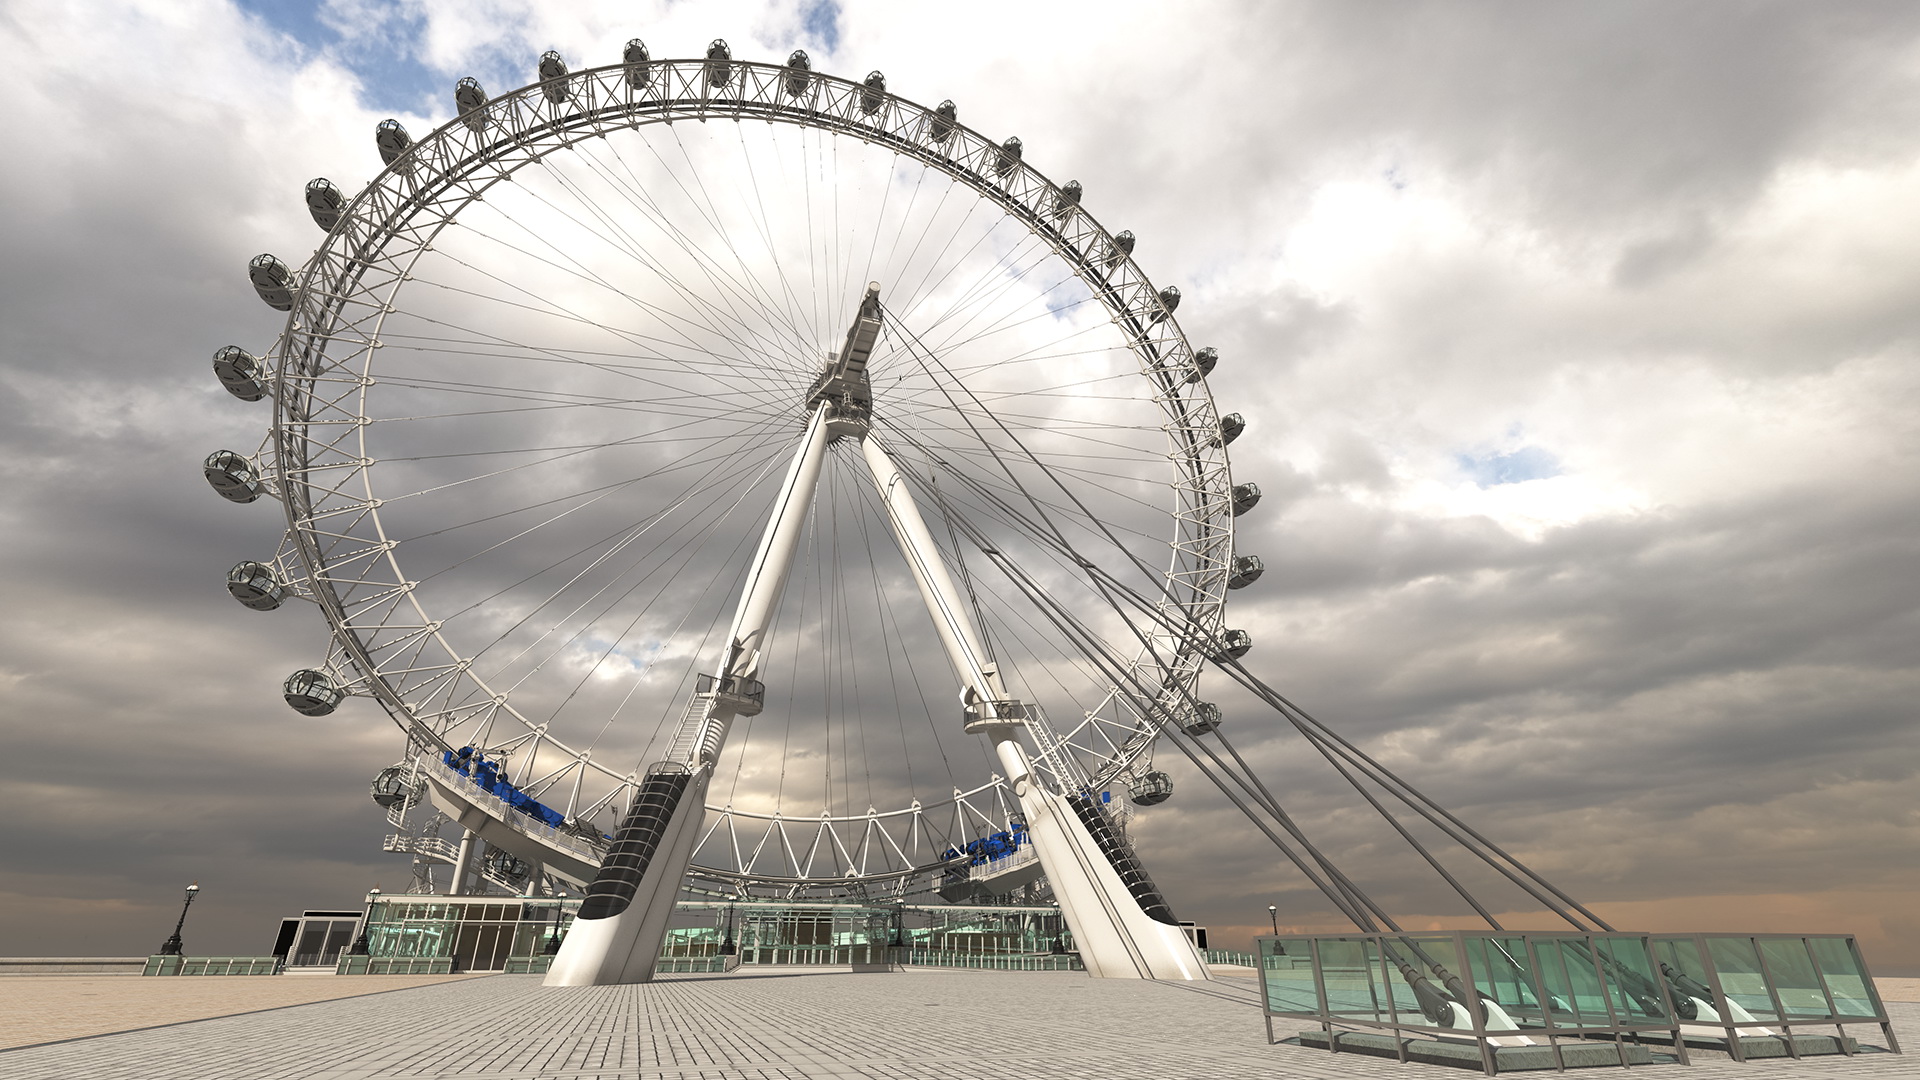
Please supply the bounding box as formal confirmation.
[1256,931,1899,1074]
[209,46,1245,978]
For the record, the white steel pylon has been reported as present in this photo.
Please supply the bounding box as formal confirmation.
[546,284,1205,984]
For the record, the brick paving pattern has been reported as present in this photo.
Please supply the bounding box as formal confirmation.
[0,968,1911,1079]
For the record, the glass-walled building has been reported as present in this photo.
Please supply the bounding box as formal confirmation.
[344,895,1074,973]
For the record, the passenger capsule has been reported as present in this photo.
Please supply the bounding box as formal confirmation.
[705,39,733,88]
[1182,701,1223,737]
[248,254,294,311]
[283,669,343,716]
[1105,229,1136,268]
[784,50,811,96]
[1213,628,1252,661]
[454,77,489,132]
[1150,285,1182,323]
[1230,482,1262,516]
[859,70,886,114]
[624,39,652,89]
[304,179,344,232]
[204,450,262,503]
[538,50,571,104]
[484,848,530,882]
[1227,554,1265,590]
[1053,180,1081,217]
[370,763,421,809]
[929,99,957,142]
[212,345,265,401]
[1218,412,1246,445]
[1188,346,1218,384]
[1128,771,1173,806]
[995,136,1023,177]
[226,560,284,610]
[374,119,411,167]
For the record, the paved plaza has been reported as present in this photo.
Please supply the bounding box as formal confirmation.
[0,968,1913,1080]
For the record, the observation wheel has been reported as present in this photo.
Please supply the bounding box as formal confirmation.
[207,44,1259,911]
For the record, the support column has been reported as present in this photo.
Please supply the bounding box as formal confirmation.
[859,436,1205,981]
[546,403,834,987]
[447,830,478,897]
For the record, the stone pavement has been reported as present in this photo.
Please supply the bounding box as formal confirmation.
[0,967,1912,1080]
[0,975,486,1051]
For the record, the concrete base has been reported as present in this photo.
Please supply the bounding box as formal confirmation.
[1298,1029,1657,1072]
[1683,1032,1860,1058]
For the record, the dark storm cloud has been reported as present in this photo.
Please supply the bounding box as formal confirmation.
[3,1,1918,969]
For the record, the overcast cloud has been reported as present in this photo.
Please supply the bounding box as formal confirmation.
[2,0,1917,972]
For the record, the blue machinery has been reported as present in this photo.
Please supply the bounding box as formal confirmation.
[442,747,568,831]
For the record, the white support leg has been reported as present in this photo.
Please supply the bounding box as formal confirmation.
[859,437,1205,981]
[448,830,477,897]
[546,404,833,987]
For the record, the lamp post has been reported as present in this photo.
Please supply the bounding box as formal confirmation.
[719,900,737,956]
[349,887,380,956]
[157,882,200,956]
[1267,904,1279,935]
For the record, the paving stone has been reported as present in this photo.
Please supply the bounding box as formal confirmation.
[0,969,1909,1079]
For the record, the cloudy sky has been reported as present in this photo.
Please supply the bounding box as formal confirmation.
[2,0,1917,973]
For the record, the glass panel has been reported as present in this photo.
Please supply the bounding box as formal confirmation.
[1381,938,1455,1031]
[1594,936,1666,1023]
[1259,938,1319,1014]
[1808,937,1882,1018]
[1468,936,1552,1031]
[1547,937,1613,1027]
[1707,937,1781,1022]
[1320,938,1391,1025]
[1759,938,1832,1018]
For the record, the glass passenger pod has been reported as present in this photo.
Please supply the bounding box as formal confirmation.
[1182,701,1222,736]
[704,39,733,89]
[1105,229,1136,269]
[1227,554,1265,589]
[212,345,265,401]
[859,70,886,115]
[1053,179,1082,218]
[1188,345,1219,385]
[484,847,530,884]
[303,179,344,233]
[623,39,651,89]
[1150,285,1181,324]
[929,99,958,143]
[1214,628,1252,661]
[373,119,411,167]
[369,763,422,809]
[454,77,490,132]
[1230,482,1261,517]
[1128,770,1173,806]
[537,51,570,104]
[783,50,811,97]
[203,450,262,503]
[994,136,1023,177]
[283,669,343,716]
[247,254,293,311]
[226,560,284,610]
[1218,412,1246,446]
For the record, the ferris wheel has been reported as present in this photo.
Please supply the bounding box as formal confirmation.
[206,41,1262,982]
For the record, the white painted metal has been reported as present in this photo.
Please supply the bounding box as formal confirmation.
[545,403,833,987]
[859,436,1206,981]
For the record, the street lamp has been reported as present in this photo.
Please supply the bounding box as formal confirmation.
[1267,904,1278,935]
[349,887,381,956]
[719,900,738,956]
[157,882,200,956]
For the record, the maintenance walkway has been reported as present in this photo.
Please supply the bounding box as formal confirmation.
[2,968,1914,1079]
